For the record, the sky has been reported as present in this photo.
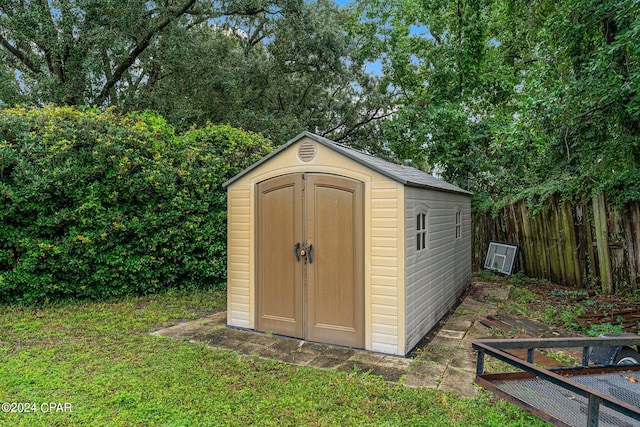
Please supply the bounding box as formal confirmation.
[332,0,384,75]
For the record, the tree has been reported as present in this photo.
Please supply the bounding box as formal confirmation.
[131,0,395,145]
[0,0,393,147]
[351,0,520,192]
[351,0,639,204]
[501,0,640,204]
[0,0,199,105]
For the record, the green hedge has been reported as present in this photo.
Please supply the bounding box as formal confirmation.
[0,106,272,304]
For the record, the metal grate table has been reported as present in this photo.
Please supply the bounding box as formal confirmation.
[473,337,640,427]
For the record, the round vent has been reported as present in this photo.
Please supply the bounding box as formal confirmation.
[297,141,316,162]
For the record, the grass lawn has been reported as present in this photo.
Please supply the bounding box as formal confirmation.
[0,289,547,426]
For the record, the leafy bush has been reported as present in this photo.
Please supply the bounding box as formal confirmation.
[0,106,272,304]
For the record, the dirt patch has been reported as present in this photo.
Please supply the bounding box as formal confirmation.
[468,281,509,302]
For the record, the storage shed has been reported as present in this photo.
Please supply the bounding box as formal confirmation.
[223,132,472,356]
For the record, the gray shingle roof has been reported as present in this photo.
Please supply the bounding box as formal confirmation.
[223,131,472,195]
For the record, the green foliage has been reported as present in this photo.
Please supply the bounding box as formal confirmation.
[508,271,533,286]
[0,290,547,426]
[0,0,393,149]
[500,285,539,317]
[508,286,538,305]
[135,0,394,147]
[0,0,199,106]
[351,0,520,192]
[544,350,578,366]
[0,106,272,304]
[478,0,640,210]
[586,322,624,337]
[352,0,640,210]
[559,305,586,330]
[500,281,632,336]
[473,269,503,283]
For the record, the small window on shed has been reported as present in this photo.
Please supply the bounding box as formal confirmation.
[455,209,462,239]
[416,212,427,251]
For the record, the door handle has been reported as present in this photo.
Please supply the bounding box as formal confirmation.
[307,244,312,264]
[294,242,300,262]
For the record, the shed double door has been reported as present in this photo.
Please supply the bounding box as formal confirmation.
[256,173,364,348]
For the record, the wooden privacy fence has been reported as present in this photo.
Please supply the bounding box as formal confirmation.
[473,193,640,295]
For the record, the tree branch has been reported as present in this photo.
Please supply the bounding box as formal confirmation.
[277,93,285,111]
[324,108,394,142]
[297,82,314,107]
[37,0,64,81]
[219,8,267,17]
[564,127,570,162]
[429,29,442,46]
[0,35,41,75]
[246,21,266,51]
[97,0,197,103]
[101,49,113,83]
[573,99,615,121]
[185,16,210,30]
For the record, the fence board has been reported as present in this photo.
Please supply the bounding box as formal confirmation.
[473,193,640,295]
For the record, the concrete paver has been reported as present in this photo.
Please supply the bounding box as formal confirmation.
[151,282,512,397]
[349,351,384,365]
[402,361,446,388]
[445,318,474,332]
[438,366,479,396]
[438,329,466,339]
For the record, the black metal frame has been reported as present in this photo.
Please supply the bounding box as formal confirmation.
[472,337,640,427]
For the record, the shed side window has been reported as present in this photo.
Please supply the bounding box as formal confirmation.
[416,212,427,251]
[455,209,462,239]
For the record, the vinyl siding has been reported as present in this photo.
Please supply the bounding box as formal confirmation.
[404,187,472,354]
[227,187,252,327]
[370,181,403,354]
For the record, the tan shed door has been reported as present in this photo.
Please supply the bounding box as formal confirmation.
[256,174,304,338]
[256,173,364,348]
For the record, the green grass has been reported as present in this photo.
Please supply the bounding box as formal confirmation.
[0,290,547,426]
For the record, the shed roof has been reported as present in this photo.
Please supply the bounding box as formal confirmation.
[223,132,472,195]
